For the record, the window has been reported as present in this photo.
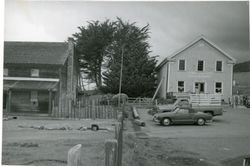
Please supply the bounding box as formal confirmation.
[178,100,189,107]
[216,61,222,71]
[30,91,38,102]
[177,109,189,114]
[197,60,204,71]
[179,60,185,71]
[4,68,8,76]
[178,81,184,92]
[31,69,39,77]
[215,82,222,94]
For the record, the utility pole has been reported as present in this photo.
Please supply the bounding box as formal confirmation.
[118,44,125,107]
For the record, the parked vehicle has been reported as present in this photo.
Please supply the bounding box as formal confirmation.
[243,96,250,108]
[156,98,190,113]
[153,107,213,126]
[153,95,223,116]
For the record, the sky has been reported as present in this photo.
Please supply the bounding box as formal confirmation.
[4,0,250,63]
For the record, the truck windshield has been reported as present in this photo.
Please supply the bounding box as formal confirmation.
[173,107,180,112]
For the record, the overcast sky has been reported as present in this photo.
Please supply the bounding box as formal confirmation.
[4,0,250,63]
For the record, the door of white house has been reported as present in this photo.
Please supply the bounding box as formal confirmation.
[195,82,205,93]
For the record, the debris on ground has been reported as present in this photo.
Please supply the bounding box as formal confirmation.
[17,124,112,132]
[18,125,73,130]
[7,142,39,148]
[3,116,18,121]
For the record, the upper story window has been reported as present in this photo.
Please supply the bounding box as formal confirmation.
[4,68,8,76]
[31,69,39,77]
[216,61,222,72]
[178,81,184,93]
[215,82,222,94]
[197,60,204,71]
[179,60,185,71]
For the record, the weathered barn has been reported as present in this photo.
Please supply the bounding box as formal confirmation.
[3,38,80,117]
[155,35,236,102]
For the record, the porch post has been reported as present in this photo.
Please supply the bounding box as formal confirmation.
[7,89,12,113]
[49,90,52,114]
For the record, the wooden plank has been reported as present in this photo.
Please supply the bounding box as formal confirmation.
[7,90,12,113]
[105,139,118,166]
[67,144,82,166]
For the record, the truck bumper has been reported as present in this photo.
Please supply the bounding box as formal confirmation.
[153,117,160,123]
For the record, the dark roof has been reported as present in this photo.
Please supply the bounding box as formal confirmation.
[4,41,69,65]
[234,61,250,72]
[4,80,58,91]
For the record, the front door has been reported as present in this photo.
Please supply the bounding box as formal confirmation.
[195,82,205,94]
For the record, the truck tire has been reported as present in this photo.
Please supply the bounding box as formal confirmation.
[161,118,171,126]
[197,118,205,126]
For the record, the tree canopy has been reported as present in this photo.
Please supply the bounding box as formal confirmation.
[73,18,158,97]
[73,20,115,88]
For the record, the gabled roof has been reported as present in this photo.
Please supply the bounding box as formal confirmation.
[4,41,69,65]
[156,35,236,70]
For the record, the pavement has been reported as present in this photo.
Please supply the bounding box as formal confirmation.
[134,106,250,165]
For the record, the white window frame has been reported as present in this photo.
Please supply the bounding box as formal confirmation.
[215,82,223,94]
[197,60,204,71]
[178,59,186,71]
[31,69,39,77]
[216,61,223,72]
[177,81,185,93]
[4,68,8,76]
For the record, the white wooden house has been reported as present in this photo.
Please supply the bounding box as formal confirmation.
[156,35,236,102]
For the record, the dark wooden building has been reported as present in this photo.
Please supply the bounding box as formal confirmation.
[3,38,80,117]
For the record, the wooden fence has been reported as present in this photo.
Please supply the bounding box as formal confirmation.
[66,110,124,166]
[105,111,124,166]
[127,97,153,106]
[52,96,117,119]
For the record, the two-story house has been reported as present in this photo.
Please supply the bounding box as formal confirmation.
[3,38,79,117]
[156,35,236,102]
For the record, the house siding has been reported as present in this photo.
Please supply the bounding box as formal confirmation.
[159,39,233,102]
[5,65,59,78]
[3,39,79,116]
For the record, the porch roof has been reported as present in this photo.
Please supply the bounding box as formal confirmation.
[3,80,58,91]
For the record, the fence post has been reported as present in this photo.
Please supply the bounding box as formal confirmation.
[117,108,124,166]
[105,139,118,166]
[67,144,82,166]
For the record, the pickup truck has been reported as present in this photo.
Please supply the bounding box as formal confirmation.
[153,97,223,116]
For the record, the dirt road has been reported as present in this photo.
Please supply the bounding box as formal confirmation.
[2,118,116,166]
[122,106,250,166]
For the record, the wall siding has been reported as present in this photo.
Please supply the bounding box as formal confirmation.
[5,65,59,78]
[160,40,233,101]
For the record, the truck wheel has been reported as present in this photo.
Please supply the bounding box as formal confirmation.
[161,118,171,126]
[197,118,205,126]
